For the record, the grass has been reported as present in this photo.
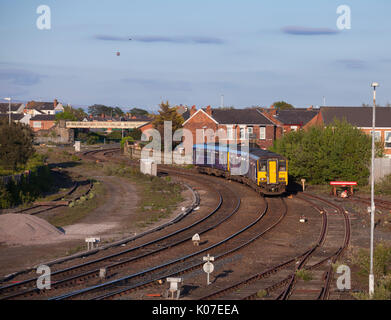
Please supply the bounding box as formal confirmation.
[47,182,105,227]
[350,243,391,300]
[256,289,267,298]
[66,244,85,256]
[295,269,313,281]
[101,163,184,229]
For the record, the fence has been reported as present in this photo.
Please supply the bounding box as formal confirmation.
[372,158,391,183]
[0,172,27,186]
[124,143,192,164]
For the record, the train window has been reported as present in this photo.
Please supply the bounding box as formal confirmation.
[260,160,267,171]
[279,160,286,171]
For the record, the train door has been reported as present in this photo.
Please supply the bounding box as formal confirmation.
[268,160,277,184]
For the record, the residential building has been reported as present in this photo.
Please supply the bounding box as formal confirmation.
[0,103,25,114]
[29,114,56,132]
[25,99,63,115]
[182,106,282,150]
[304,106,391,157]
[262,106,319,133]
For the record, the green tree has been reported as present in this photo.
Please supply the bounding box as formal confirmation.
[56,106,87,121]
[129,108,149,117]
[88,104,124,117]
[272,101,295,110]
[269,119,372,185]
[152,101,184,146]
[0,119,35,171]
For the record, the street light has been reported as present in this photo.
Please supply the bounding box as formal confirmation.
[4,97,11,125]
[369,82,379,297]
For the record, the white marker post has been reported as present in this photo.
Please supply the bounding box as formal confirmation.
[203,254,215,285]
[85,237,100,251]
[74,141,81,152]
[166,277,182,299]
[192,233,200,246]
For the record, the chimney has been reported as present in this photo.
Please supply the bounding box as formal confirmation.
[89,114,93,119]
[206,105,212,116]
[268,105,277,116]
[54,99,58,107]
[307,105,313,110]
[190,105,197,116]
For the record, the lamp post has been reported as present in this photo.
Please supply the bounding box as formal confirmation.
[369,82,379,297]
[4,97,11,125]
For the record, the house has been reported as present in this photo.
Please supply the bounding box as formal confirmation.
[262,106,319,133]
[303,106,391,157]
[29,114,56,132]
[0,113,25,123]
[0,103,25,114]
[25,99,63,115]
[182,106,282,149]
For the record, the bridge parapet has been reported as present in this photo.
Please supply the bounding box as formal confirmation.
[65,121,149,129]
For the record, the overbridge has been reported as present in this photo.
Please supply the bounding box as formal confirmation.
[65,120,149,129]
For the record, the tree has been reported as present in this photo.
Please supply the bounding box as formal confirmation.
[269,119,372,185]
[0,119,35,171]
[55,110,77,121]
[129,108,149,117]
[88,104,124,117]
[272,101,295,110]
[152,101,184,146]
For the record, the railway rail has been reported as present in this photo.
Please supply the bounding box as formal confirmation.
[0,155,258,300]
[51,196,284,300]
[199,192,351,301]
[77,146,352,301]
[11,179,93,215]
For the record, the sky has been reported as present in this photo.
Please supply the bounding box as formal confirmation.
[0,0,390,112]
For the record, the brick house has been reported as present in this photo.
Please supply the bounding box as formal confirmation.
[303,106,391,157]
[182,106,282,149]
[262,106,319,134]
[29,114,56,132]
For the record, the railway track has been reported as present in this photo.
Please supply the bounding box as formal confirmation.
[51,196,280,300]
[11,179,93,215]
[199,191,351,301]
[0,160,258,300]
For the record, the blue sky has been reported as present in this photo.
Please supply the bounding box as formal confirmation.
[0,0,390,112]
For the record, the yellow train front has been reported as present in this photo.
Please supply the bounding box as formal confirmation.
[193,144,288,195]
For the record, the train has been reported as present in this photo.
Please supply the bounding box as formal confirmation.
[192,144,288,195]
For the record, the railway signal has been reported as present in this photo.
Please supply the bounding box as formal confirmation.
[203,254,215,285]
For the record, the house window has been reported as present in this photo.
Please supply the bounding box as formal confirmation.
[291,126,298,132]
[259,127,266,140]
[247,126,253,138]
[33,121,41,128]
[227,126,234,140]
[374,131,381,142]
[385,131,391,149]
[240,127,246,140]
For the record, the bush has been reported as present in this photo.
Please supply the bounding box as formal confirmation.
[352,243,391,300]
[295,269,313,281]
[270,119,372,185]
[376,174,391,195]
[0,119,34,171]
[120,136,134,149]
